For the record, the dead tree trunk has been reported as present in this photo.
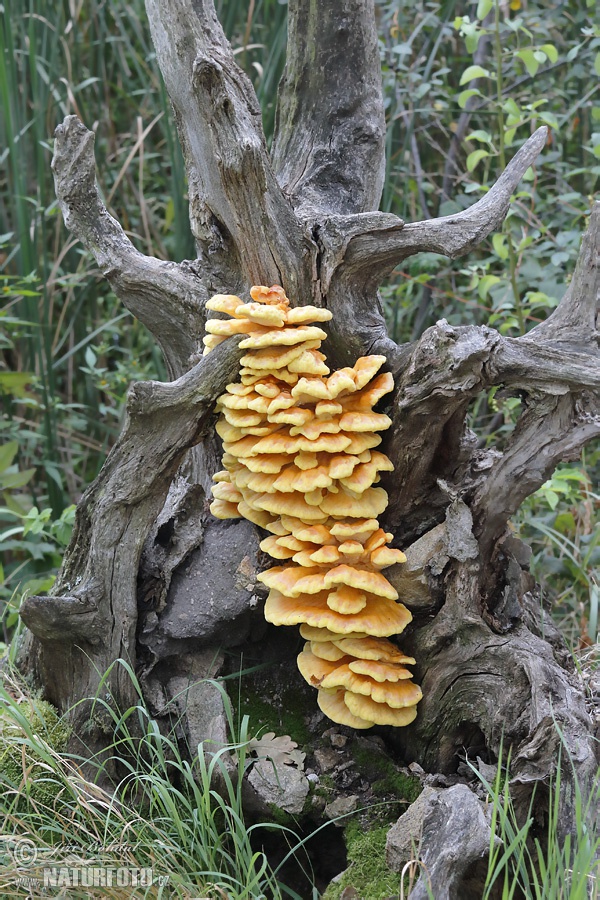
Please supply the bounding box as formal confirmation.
[17,0,598,862]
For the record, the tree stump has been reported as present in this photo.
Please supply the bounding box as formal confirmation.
[16,0,599,871]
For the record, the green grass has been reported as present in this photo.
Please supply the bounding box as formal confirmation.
[0,665,309,899]
[515,459,599,649]
[473,743,600,900]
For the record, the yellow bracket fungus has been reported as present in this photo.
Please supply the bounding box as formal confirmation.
[204,285,421,729]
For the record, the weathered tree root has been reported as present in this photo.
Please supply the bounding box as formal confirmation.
[392,513,597,837]
[18,341,242,757]
[15,0,599,872]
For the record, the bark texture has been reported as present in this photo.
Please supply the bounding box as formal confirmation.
[17,0,599,884]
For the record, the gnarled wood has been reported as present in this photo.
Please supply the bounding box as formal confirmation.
[473,391,599,566]
[18,337,242,757]
[390,506,597,839]
[52,115,209,378]
[18,0,599,875]
[272,0,386,216]
[312,128,549,368]
[382,316,600,535]
[145,0,309,300]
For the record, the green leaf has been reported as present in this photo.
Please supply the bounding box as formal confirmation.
[476,0,494,20]
[554,512,576,534]
[392,43,413,56]
[23,506,51,536]
[516,49,539,77]
[477,275,502,300]
[466,149,489,172]
[492,233,508,260]
[503,98,521,118]
[541,44,558,64]
[458,89,481,109]
[16,575,56,599]
[588,584,599,643]
[459,65,491,85]
[164,197,175,232]
[0,372,34,398]
[0,527,25,544]
[525,291,556,310]
[539,112,559,130]
[0,468,35,490]
[84,346,97,369]
[465,32,481,54]
[595,52,600,77]
[0,442,18,473]
[465,130,493,144]
[43,463,64,489]
[3,493,28,515]
[0,315,36,327]
[553,469,588,484]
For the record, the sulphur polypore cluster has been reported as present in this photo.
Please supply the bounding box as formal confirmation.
[205,285,421,729]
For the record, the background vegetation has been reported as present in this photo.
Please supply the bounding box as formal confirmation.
[0,0,598,894]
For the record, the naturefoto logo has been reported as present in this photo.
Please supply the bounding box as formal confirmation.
[43,867,155,888]
[1,837,170,891]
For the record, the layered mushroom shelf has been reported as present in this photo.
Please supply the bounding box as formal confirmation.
[204,285,421,729]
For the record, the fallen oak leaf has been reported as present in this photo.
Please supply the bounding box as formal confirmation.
[247,732,306,769]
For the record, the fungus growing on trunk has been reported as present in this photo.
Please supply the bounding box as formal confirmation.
[204,285,421,729]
